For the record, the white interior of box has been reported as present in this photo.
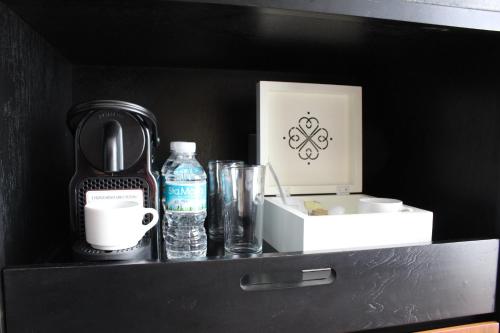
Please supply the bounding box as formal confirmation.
[265,194,424,217]
[258,81,362,195]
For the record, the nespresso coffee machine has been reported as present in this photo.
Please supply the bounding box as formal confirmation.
[67,100,160,260]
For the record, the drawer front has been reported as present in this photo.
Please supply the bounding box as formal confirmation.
[3,240,498,333]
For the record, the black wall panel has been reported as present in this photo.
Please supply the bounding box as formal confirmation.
[73,63,500,244]
[72,66,361,168]
[363,64,500,242]
[0,3,72,269]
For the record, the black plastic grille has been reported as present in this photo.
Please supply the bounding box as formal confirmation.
[77,177,151,239]
[73,239,149,255]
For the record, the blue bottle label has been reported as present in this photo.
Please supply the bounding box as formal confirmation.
[165,181,207,213]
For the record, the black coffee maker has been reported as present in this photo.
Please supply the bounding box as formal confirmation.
[67,100,160,260]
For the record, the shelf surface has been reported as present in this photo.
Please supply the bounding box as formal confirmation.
[176,0,500,31]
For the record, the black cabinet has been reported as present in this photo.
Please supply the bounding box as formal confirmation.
[4,240,498,333]
[1,1,500,332]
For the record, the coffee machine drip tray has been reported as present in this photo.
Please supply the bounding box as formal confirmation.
[72,237,151,261]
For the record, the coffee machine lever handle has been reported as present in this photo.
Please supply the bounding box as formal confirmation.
[103,120,124,172]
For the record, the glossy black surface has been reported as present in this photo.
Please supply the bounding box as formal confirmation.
[67,99,159,146]
[79,110,144,172]
[3,240,498,333]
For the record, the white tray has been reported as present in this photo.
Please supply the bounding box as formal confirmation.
[264,194,433,253]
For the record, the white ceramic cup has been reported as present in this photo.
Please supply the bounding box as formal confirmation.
[84,200,159,250]
[358,197,412,213]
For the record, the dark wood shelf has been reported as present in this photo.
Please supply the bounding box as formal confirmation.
[34,238,278,264]
[3,1,500,70]
[4,240,498,333]
[176,0,500,31]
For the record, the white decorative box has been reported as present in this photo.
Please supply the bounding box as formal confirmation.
[258,81,433,252]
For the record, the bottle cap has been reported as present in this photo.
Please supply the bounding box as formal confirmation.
[170,141,196,153]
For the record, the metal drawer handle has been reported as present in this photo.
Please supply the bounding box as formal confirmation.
[240,267,336,291]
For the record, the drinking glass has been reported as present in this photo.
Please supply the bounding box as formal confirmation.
[207,160,244,240]
[221,164,266,254]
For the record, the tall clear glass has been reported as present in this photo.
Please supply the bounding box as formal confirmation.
[222,165,266,254]
[207,160,244,241]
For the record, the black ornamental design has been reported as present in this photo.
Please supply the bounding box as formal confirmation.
[286,115,332,162]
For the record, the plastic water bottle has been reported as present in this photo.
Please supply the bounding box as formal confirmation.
[162,141,207,258]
